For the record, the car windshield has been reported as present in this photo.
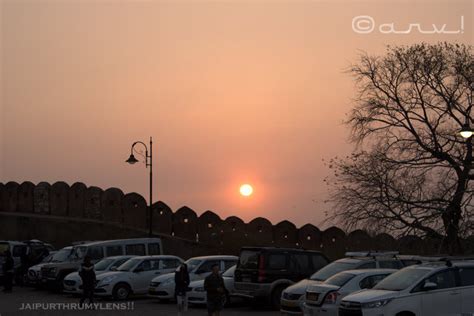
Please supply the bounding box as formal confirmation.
[185,259,203,272]
[71,246,87,260]
[94,258,115,271]
[239,250,259,269]
[116,258,141,272]
[374,267,430,291]
[310,261,360,281]
[50,248,72,262]
[324,272,356,287]
[223,265,236,277]
[41,253,54,263]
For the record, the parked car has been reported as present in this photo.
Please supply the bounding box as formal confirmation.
[40,238,162,291]
[280,251,419,314]
[188,265,236,306]
[233,247,330,310]
[63,255,136,294]
[0,240,54,284]
[27,247,72,286]
[339,260,474,316]
[301,269,395,316]
[94,255,184,300]
[148,255,238,300]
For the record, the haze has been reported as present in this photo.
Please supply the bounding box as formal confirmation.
[1,0,472,227]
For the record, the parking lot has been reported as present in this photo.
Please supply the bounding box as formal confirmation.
[0,287,279,316]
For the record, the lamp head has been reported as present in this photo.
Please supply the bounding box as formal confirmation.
[126,154,139,164]
[460,123,473,139]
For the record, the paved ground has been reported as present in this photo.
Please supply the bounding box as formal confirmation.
[0,287,280,316]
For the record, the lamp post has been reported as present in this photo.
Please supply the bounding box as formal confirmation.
[126,137,153,236]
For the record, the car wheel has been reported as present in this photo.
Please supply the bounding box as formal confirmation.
[113,283,131,300]
[270,285,286,310]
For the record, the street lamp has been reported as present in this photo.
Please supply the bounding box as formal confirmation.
[460,123,473,139]
[126,137,153,236]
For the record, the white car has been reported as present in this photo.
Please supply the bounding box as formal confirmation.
[188,265,236,305]
[63,255,135,294]
[302,269,395,316]
[339,260,474,315]
[95,255,183,300]
[27,247,72,286]
[148,255,238,300]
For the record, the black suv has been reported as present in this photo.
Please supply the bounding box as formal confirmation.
[233,247,330,309]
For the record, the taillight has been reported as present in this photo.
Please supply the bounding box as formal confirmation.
[323,291,340,304]
[258,255,265,282]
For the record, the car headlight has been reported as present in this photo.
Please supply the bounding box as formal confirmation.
[362,299,391,309]
[50,268,57,273]
[195,287,205,292]
[99,275,117,285]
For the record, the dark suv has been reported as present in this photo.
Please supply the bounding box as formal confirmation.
[233,247,330,309]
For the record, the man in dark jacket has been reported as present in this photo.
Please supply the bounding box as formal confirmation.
[2,250,14,293]
[204,264,227,316]
[175,263,190,315]
[79,256,96,306]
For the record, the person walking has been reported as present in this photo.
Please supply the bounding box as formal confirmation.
[204,264,227,316]
[79,256,96,306]
[2,250,14,293]
[175,263,190,316]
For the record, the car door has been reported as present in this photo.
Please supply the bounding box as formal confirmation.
[458,267,474,314]
[417,269,461,315]
[132,259,161,294]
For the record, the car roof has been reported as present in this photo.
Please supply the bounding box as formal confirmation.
[188,255,238,260]
[240,247,324,254]
[340,269,397,276]
[102,255,136,260]
[131,255,182,260]
[411,260,474,269]
[75,238,162,247]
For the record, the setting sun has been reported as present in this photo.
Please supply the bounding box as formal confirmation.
[239,184,253,197]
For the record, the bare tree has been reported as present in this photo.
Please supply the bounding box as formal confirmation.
[326,43,473,254]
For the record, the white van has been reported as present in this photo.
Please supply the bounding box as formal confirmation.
[41,238,162,290]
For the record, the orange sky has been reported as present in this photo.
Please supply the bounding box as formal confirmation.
[1,0,472,227]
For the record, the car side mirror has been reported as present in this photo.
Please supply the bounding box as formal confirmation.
[423,282,437,291]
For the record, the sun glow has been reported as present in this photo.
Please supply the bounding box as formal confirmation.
[239,184,253,197]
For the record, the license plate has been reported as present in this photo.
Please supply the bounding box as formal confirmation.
[306,292,319,301]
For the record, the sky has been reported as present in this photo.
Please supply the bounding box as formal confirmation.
[1,0,472,228]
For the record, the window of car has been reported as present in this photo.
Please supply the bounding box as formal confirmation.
[125,244,146,256]
[196,260,221,274]
[111,258,130,269]
[359,274,390,289]
[421,269,457,290]
[311,254,328,271]
[95,258,115,271]
[87,246,104,260]
[325,272,356,287]
[357,261,376,269]
[12,245,26,257]
[148,243,161,255]
[459,268,474,286]
[136,259,160,271]
[161,259,181,269]
[223,260,236,271]
[185,259,202,272]
[239,250,259,269]
[117,258,141,272]
[51,248,72,262]
[290,254,311,273]
[379,260,402,269]
[267,254,287,270]
[106,245,123,256]
[374,267,431,291]
[310,261,361,281]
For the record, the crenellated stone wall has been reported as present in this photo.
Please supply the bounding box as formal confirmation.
[0,181,472,259]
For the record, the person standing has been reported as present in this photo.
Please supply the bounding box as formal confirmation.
[2,250,14,293]
[204,264,227,316]
[175,263,190,316]
[79,256,96,306]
